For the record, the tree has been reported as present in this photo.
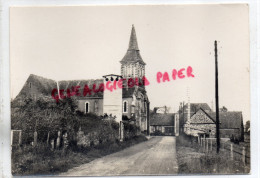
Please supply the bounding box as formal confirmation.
[163,105,171,114]
[220,106,228,112]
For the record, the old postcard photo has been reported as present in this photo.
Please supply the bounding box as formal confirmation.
[10,4,250,176]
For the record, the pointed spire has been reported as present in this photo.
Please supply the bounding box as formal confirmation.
[128,25,139,50]
[120,25,145,65]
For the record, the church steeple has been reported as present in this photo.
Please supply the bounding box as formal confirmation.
[120,25,146,79]
[128,25,139,51]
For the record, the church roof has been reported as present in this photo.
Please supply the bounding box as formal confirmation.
[16,74,140,100]
[120,25,146,65]
[59,79,104,99]
[16,74,57,98]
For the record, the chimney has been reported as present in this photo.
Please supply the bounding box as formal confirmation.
[187,101,190,122]
[187,87,190,122]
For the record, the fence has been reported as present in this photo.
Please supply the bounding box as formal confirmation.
[199,137,250,166]
[12,120,138,150]
[11,129,69,150]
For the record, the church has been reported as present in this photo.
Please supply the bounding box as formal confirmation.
[15,25,150,133]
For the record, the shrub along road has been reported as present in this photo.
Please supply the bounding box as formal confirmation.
[61,136,178,176]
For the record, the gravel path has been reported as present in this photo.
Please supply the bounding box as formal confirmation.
[60,136,178,176]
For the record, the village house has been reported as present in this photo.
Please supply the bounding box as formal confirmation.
[181,103,244,141]
[14,25,150,133]
[179,103,212,133]
[149,107,179,136]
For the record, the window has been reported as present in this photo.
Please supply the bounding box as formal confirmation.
[85,102,90,113]
[123,100,128,113]
[29,82,32,88]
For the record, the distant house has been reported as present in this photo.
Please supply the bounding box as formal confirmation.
[179,103,212,132]
[150,113,179,136]
[184,108,244,140]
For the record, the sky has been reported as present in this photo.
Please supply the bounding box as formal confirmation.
[10,4,250,121]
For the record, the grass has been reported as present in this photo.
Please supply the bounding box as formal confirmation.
[176,134,250,174]
[12,135,148,176]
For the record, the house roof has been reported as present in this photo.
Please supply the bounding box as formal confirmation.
[150,113,175,126]
[120,25,146,65]
[188,108,243,129]
[186,103,212,112]
[207,111,243,129]
[189,108,216,124]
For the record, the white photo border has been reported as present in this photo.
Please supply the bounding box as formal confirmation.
[0,0,258,178]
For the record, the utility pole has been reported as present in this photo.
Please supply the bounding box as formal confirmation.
[215,40,220,153]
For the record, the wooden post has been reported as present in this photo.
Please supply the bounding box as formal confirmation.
[206,138,209,153]
[242,147,246,165]
[47,131,50,145]
[203,134,206,151]
[201,137,203,146]
[51,139,54,150]
[33,131,38,146]
[63,132,68,148]
[18,131,22,145]
[198,136,200,145]
[210,139,213,151]
[56,131,61,148]
[230,143,233,160]
[120,121,124,142]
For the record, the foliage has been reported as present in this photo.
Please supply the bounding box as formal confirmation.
[12,135,147,175]
[220,106,228,112]
[11,96,100,145]
[123,122,140,140]
[176,133,250,174]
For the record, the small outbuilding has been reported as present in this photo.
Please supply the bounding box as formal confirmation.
[150,113,179,136]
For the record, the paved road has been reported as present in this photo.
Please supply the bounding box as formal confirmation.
[61,136,178,176]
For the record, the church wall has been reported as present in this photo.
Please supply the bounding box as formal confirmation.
[122,97,133,119]
[78,99,103,116]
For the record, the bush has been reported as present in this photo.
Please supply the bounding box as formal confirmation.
[12,135,148,175]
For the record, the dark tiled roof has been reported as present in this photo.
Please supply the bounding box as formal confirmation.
[150,113,175,126]
[120,25,145,65]
[59,79,104,99]
[183,103,212,113]
[17,74,57,97]
[16,74,141,100]
[207,111,243,129]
